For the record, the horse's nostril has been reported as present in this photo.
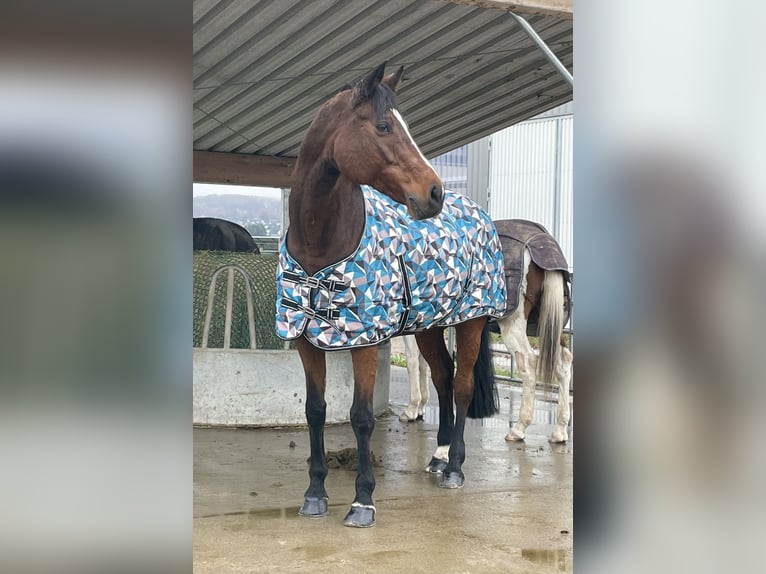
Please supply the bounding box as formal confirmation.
[430,184,443,203]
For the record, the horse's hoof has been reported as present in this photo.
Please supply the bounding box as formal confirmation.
[416,413,425,421]
[439,472,464,489]
[298,496,328,517]
[549,429,569,443]
[399,411,417,422]
[505,429,526,442]
[425,457,448,474]
[343,503,376,528]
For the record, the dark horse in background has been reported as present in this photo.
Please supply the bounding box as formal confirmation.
[279,63,569,527]
[193,217,260,253]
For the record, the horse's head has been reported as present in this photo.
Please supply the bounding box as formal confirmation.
[318,63,444,220]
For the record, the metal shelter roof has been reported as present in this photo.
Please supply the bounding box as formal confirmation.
[193,0,572,185]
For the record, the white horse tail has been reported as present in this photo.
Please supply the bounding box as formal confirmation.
[536,270,565,386]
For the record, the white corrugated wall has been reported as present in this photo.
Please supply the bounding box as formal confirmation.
[430,146,468,195]
[557,116,573,270]
[488,115,573,269]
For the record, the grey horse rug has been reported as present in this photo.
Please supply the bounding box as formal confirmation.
[493,219,571,335]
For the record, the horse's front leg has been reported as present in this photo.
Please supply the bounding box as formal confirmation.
[343,345,379,528]
[295,337,329,517]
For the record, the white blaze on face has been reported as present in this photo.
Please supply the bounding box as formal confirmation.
[390,108,439,179]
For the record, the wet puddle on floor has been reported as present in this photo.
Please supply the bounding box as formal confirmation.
[246,506,303,520]
[201,506,307,521]
[291,545,339,560]
[241,502,349,521]
[419,394,568,429]
[521,549,569,572]
[420,404,510,429]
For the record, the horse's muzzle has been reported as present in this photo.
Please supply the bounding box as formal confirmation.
[409,184,444,220]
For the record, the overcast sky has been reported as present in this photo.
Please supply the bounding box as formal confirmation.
[193,183,281,198]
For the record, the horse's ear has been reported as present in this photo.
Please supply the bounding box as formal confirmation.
[354,62,387,103]
[382,66,404,93]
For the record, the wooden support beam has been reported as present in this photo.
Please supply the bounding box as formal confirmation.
[193,151,296,188]
[439,0,572,18]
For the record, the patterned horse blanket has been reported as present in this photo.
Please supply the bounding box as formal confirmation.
[275,186,507,349]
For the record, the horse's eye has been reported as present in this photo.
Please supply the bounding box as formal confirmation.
[376,122,392,134]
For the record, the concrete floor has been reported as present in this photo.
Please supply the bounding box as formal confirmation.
[194,366,573,573]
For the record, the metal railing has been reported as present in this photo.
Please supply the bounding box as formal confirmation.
[490,325,574,393]
[252,236,280,254]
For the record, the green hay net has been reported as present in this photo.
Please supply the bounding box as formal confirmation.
[193,251,286,350]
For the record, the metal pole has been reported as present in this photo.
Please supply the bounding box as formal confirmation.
[281,187,291,237]
[508,12,573,87]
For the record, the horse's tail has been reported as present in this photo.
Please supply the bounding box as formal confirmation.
[467,322,499,419]
[536,270,565,386]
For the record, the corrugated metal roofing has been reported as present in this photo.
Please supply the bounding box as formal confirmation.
[193,0,573,160]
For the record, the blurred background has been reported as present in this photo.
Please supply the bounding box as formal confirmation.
[575,1,766,572]
[0,1,764,572]
[0,1,190,573]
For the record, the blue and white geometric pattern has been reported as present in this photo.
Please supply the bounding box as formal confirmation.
[275,186,506,349]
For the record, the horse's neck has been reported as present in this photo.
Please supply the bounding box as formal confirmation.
[287,164,365,275]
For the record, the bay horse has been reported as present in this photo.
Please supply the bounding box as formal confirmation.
[276,63,567,528]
